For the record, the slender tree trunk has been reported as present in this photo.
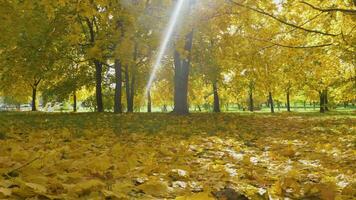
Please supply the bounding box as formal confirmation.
[248,92,254,112]
[147,90,152,113]
[94,60,103,112]
[31,87,37,111]
[303,101,306,110]
[277,101,280,111]
[173,31,193,115]
[319,91,325,113]
[212,81,220,113]
[128,72,135,112]
[114,59,122,113]
[313,101,316,110]
[197,105,202,112]
[73,91,77,112]
[128,42,138,112]
[344,101,348,108]
[286,91,291,112]
[124,65,133,112]
[324,89,329,111]
[269,91,274,113]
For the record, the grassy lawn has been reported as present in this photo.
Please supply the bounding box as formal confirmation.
[0,112,355,199]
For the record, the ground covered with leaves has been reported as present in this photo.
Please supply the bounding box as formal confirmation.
[0,112,355,200]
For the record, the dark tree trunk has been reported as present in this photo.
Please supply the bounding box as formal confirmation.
[128,42,138,112]
[124,65,133,112]
[319,91,325,113]
[286,91,291,112]
[277,101,280,111]
[31,87,37,111]
[147,90,152,113]
[248,92,254,112]
[344,101,348,108]
[173,31,193,115]
[94,60,103,112]
[73,91,77,112]
[269,91,274,113]
[197,105,202,112]
[303,101,306,110]
[212,81,220,113]
[313,101,316,110]
[86,18,103,112]
[248,81,254,112]
[114,59,122,113]
[324,89,329,111]
[31,79,41,112]
[128,72,135,112]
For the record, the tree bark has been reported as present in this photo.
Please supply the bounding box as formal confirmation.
[31,79,41,111]
[94,60,103,112]
[124,65,132,112]
[324,89,329,111]
[73,91,77,112]
[31,87,37,111]
[269,91,274,113]
[286,90,291,112]
[319,91,325,113]
[248,92,254,112]
[128,42,138,112]
[147,90,152,113]
[173,31,193,115]
[128,72,135,112]
[212,81,220,113]
[277,101,280,111]
[248,81,254,112]
[114,59,122,113]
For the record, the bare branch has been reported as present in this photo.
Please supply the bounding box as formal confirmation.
[228,0,340,37]
[301,1,356,15]
[243,35,333,49]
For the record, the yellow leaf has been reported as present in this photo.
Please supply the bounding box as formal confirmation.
[137,180,169,196]
[175,192,215,200]
[0,187,12,197]
[25,182,47,194]
[73,179,105,196]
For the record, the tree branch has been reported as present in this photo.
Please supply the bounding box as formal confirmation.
[228,0,340,37]
[243,35,333,49]
[301,1,356,15]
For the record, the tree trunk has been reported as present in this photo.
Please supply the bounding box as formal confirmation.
[286,91,291,112]
[212,81,220,113]
[147,90,152,113]
[128,42,138,112]
[319,91,325,113]
[344,101,348,108]
[248,92,254,112]
[313,101,316,110]
[303,101,306,110]
[31,87,37,111]
[73,91,77,112]
[114,59,122,113]
[277,101,280,111]
[94,60,103,112]
[128,72,135,112]
[173,31,193,115]
[324,89,329,111]
[124,65,133,112]
[269,91,274,113]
